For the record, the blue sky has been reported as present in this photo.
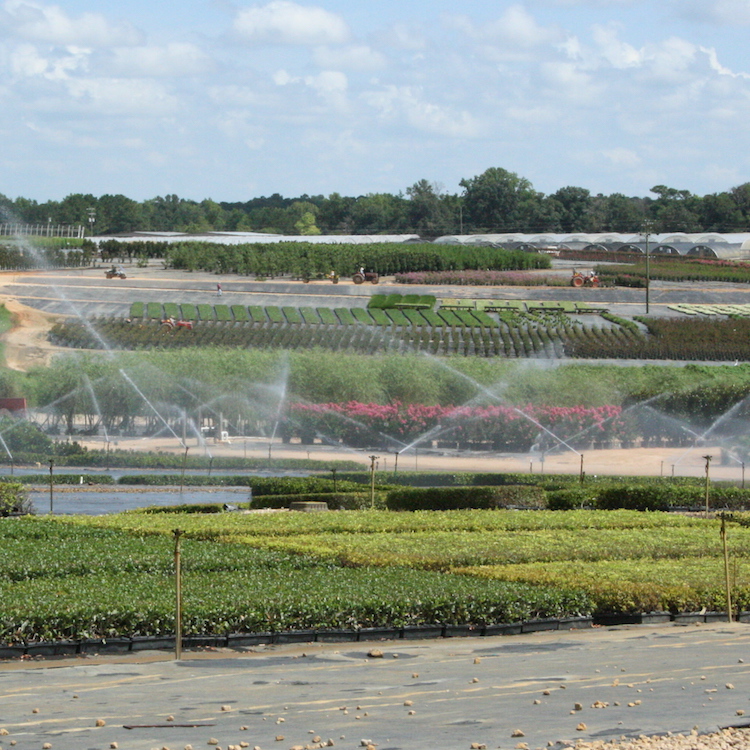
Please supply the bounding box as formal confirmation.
[2,0,750,203]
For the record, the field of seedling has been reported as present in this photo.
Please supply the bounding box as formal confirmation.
[46,294,750,361]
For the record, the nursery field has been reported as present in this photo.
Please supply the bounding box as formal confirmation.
[47,300,750,361]
[1,509,747,643]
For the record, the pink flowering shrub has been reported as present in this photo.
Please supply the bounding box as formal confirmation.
[288,401,636,450]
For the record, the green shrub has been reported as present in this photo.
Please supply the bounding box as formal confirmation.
[129,302,145,318]
[546,488,595,510]
[0,482,33,515]
[386,485,545,510]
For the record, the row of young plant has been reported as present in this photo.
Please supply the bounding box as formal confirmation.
[0,516,589,642]
[394,270,568,286]
[596,257,750,284]
[51,314,606,357]
[4,509,750,643]
[163,240,551,277]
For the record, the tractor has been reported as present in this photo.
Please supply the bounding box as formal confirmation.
[105,266,127,279]
[160,317,194,331]
[352,269,379,284]
[571,271,600,288]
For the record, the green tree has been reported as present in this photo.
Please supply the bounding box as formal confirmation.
[459,167,537,232]
[405,180,453,237]
[549,186,592,232]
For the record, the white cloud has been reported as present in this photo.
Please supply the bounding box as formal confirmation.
[644,36,697,83]
[591,24,642,68]
[362,85,482,138]
[463,4,560,48]
[700,46,750,79]
[65,77,178,115]
[602,147,641,167]
[9,42,89,80]
[312,45,386,72]
[0,0,142,46]
[233,1,349,46]
[109,43,214,78]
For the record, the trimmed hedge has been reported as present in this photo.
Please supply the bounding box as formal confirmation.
[385,485,546,510]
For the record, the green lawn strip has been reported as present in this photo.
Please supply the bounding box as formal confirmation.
[471,310,499,328]
[214,304,232,321]
[437,309,463,326]
[421,310,445,327]
[231,305,250,322]
[197,304,215,321]
[300,307,321,324]
[351,308,375,325]
[403,309,428,326]
[180,303,198,321]
[163,303,180,319]
[146,302,163,319]
[385,309,410,326]
[455,310,479,327]
[316,307,337,325]
[249,306,268,323]
[265,306,284,324]
[334,308,356,325]
[282,307,303,324]
[369,308,391,325]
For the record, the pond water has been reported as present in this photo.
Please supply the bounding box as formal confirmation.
[28,487,254,515]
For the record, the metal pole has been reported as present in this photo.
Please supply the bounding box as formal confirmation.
[173,529,183,660]
[645,231,650,314]
[721,515,733,623]
[394,451,398,474]
[48,458,54,514]
[180,446,189,495]
[331,467,337,492]
[579,454,584,484]
[703,455,712,516]
[369,455,379,508]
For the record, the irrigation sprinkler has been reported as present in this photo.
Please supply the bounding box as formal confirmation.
[208,456,214,477]
[394,451,399,474]
[579,454,585,484]
[743,461,746,489]
[331,467,337,492]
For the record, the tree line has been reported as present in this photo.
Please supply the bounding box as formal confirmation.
[4,168,750,237]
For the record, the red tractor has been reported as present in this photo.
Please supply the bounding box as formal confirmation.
[571,271,600,288]
[160,318,194,331]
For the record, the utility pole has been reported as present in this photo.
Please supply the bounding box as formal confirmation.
[643,220,653,314]
[369,455,379,508]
